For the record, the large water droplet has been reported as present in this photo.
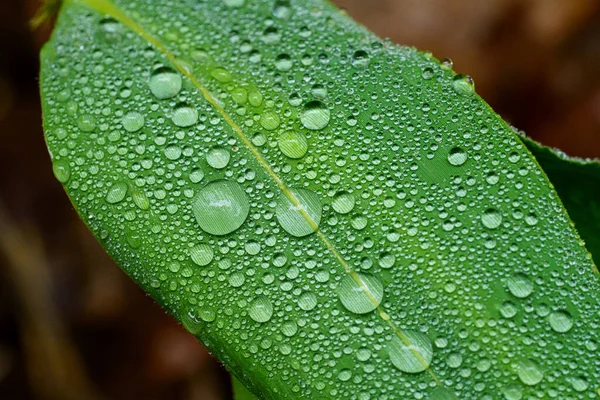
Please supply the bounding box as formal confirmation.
[447,147,467,166]
[332,191,355,214]
[549,310,573,333]
[388,330,433,373]
[517,359,544,386]
[149,67,182,99]
[206,146,231,169]
[190,243,214,266]
[121,111,144,132]
[248,296,273,323]
[171,103,198,127]
[337,274,383,314]
[277,131,307,159]
[106,181,128,204]
[52,159,70,183]
[481,208,502,229]
[507,273,533,298]
[275,188,322,237]
[452,74,475,96]
[300,101,330,130]
[192,180,249,236]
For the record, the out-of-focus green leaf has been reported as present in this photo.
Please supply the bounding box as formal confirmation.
[521,135,600,268]
[40,0,600,398]
[233,377,258,400]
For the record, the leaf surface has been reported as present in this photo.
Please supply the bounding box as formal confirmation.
[40,0,600,398]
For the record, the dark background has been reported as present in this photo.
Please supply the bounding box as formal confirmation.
[0,0,599,399]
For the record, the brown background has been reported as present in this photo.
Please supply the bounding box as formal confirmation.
[0,0,599,399]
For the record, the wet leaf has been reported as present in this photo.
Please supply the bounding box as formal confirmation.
[40,0,600,398]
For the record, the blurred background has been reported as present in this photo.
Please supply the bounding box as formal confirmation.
[0,0,599,399]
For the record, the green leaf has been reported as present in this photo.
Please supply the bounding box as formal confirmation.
[520,135,600,268]
[40,0,600,398]
[232,377,259,400]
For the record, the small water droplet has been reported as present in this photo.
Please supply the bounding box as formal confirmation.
[277,131,307,159]
[223,0,244,7]
[388,330,433,373]
[452,74,475,96]
[260,110,280,130]
[192,180,249,236]
[352,50,369,68]
[275,188,322,237]
[337,274,383,314]
[248,296,273,323]
[210,67,232,83]
[275,54,293,71]
[149,67,182,99]
[52,159,70,183]
[206,146,231,169]
[300,101,330,130]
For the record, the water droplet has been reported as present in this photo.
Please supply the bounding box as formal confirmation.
[275,188,322,237]
[388,330,433,373]
[500,301,518,318]
[447,147,467,166]
[121,111,144,132]
[260,110,280,130]
[549,310,573,333]
[248,296,273,323]
[352,50,369,68]
[507,273,533,298]
[206,146,231,169]
[77,114,96,132]
[571,376,589,392]
[332,191,355,214]
[190,244,214,266]
[192,180,249,236]
[517,359,544,386]
[52,159,70,183]
[189,169,205,184]
[275,54,293,71]
[149,67,182,99]
[452,74,475,96]
[481,208,502,229]
[337,274,383,314]
[298,292,317,311]
[300,101,330,130]
[378,252,395,269]
[422,67,434,80]
[106,181,128,204]
[277,131,307,159]
[273,0,291,19]
[210,67,232,83]
[171,103,198,127]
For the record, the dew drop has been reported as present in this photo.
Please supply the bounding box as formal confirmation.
[171,103,198,127]
[337,274,383,314]
[517,359,544,386]
[121,111,145,132]
[507,273,533,298]
[223,0,244,7]
[52,159,70,183]
[275,54,293,71]
[298,292,317,311]
[248,296,273,323]
[332,191,355,214]
[149,67,182,100]
[277,131,307,159]
[105,181,128,204]
[275,188,322,237]
[352,50,369,69]
[210,67,232,83]
[548,310,573,333]
[388,330,433,373]
[190,243,214,266]
[452,74,475,96]
[206,146,231,169]
[260,110,280,130]
[447,147,467,166]
[300,101,330,130]
[481,208,502,229]
[192,180,249,236]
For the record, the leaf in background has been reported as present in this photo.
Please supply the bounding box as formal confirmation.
[40,0,600,398]
[232,377,258,400]
[520,135,600,268]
